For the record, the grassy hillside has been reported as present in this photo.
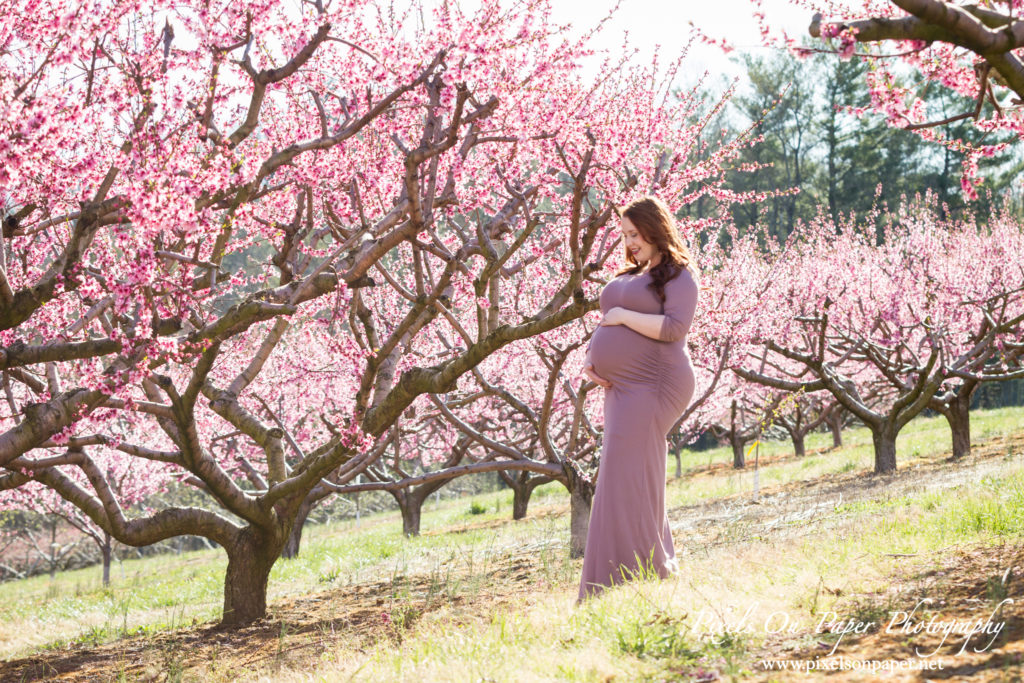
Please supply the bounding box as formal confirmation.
[2,407,1023,681]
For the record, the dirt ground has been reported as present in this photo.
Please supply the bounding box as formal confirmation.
[2,434,1023,682]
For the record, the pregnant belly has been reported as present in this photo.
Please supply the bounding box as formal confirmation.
[589,324,664,384]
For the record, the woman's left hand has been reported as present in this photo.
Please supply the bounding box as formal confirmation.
[599,307,627,326]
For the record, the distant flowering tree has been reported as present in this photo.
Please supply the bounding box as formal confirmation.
[349,414,477,539]
[913,207,1024,458]
[658,225,745,475]
[773,390,848,457]
[732,198,1024,473]
[425,341,601,557]
[688,223,790,469]
[0,460,147,586]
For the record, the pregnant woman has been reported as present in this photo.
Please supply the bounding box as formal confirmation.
[576,195,699,604]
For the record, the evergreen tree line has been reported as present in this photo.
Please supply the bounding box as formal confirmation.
[680,47,1024,244]
[680,47,1024,423]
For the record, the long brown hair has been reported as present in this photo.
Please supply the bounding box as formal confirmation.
[612,196,695,307]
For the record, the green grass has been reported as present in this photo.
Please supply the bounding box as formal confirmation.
[1,405,1023,681]
[351,450,1024,681]
[0,482,577,658]
[664,406,1024,508]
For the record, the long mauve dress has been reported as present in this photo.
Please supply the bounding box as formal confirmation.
[576,265,699,603]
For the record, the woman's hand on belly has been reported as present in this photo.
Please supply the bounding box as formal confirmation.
[582,362,612,389]
[599,307,628,327]
[601,306,664,341]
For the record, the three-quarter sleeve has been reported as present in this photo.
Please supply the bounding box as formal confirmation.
[658,267,699,343]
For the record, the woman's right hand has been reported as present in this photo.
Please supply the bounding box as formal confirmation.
[583,363,612,389]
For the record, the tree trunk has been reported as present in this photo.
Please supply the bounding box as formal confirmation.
[392,483,445,537]
[729,399,745,469]
[512,484,532,520]
[222,529,281,627]
[281,499,314,560]
[569,486,591,559]
[791,430,806,458]
[674,449,682,479]
[563,461,595,559]
[501,470,548,521]
[401,501,422,537]
[101,532,112,587]
[872,426,897,474]
[946,393,973,460]
[829,415,843,449]
[392,487,427,537]
[569,482,593,559]
[732,436,745,469]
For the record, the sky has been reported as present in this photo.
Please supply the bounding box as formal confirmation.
[539,0,821,85]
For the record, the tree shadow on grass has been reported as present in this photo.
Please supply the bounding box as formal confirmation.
[0,555,547,682]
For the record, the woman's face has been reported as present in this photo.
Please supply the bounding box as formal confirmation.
[621,215,656,265]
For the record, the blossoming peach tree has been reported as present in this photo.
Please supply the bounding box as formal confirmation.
[243,37,774,560]
[729,198,1024,473]
[0,0,765,626]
